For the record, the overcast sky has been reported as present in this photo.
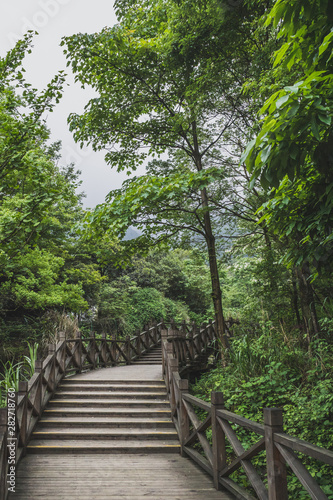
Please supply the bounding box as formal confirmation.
[0,0,144,208]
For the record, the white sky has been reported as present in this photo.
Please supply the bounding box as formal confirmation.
[0,0,145,208]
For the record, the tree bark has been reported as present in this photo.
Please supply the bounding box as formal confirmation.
[296,263,320,342]
[291,267,302,328]
[202,194,228,349]
[191,120,228,349]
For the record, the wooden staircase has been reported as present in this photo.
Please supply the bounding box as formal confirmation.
[27,377,180,454]
[131,344,162,365]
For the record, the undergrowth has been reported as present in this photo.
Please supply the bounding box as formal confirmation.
[191,323,333,499]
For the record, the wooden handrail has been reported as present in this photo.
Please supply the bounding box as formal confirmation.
[0,319,181,500]
[162,329,332,500]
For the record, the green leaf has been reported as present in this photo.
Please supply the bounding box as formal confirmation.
[275,94,289,109]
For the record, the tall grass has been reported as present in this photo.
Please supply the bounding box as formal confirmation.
[0,342,39,407]
[0,359,22,406]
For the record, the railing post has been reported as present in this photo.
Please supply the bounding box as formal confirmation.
[264,408,288,500]
[161,329,168,367]
[34,360,43,416]
[135,330,141,358]
[126,336,131,363]
[90,332,96,370]
[18,381,28,452]
[111,334,117,366]
[152,320,158,344]
[0,408,8,500]
[169,358,178,416]
[170,318,177,337]
[144,325,149,351]
[188,322,195,361]
[178,379,189,457]
[101,332,107,366]
[211,391,226,490]
[48,344,56,392]
[58,332,66,374]
[75,331,83,373]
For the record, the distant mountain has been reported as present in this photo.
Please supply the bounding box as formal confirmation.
[123,227,141,241]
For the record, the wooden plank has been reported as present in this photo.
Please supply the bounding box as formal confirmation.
[183,393,211,411]
[219,477,257,500]
[220,437,265,477]
[276,443,329,500]
[264,408,287,500]
[183,446,213,476]
[184,414,212,447]
[220,419,268,500]
[9,453,233,499]
[217,409,264,436]
[274,432,333,466]
[183,400,213,465]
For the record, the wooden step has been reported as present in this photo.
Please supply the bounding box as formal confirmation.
[38,417,175,428]
[27,440,181,454]
[132,361,162,365]
[53,391,167,399]
[43,408,172,417]
[58,383,166,392]
[62,379,165,385]
[29,376,179,456]
[47,399,169,408]
[31,429,178,440]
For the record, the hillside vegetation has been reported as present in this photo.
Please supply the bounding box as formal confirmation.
[0,1,332,497]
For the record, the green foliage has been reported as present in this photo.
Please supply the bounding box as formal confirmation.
[0,342,39,407]
[0,36,103,339]
[62,0,276,341]
[94,249,211,336]
[192,327,333,498]
[22,342,39,380]
[0,360,22,406]
[242,0,333,267]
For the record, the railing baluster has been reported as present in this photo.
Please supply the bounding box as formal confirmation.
[48,344,56,393]
[211,391,226,490]
[34,360,43,416]
[264,408,288,500]
[169,358,178,417]
[18,381,28,452]
[91,333,96,369]
[58,332,66,374]
[75,331,83,373]
[179,379,189,457]
[125,336,131,363]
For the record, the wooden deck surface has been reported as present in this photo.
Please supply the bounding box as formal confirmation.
[9,453,234,499]
[8,364,234,499]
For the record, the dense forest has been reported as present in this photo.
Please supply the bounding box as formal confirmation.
[0,0,332,497]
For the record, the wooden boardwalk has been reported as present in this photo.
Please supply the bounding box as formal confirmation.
[9,362,234,499]
[11,453,233,499]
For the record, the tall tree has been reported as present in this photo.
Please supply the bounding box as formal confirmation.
[0,35,102,317]
[242,0,333,337]
[63,0,272,347]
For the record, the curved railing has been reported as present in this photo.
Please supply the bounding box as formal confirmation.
[0,320,167,499]
[162,333,333,500]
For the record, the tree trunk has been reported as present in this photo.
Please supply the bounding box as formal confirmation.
[191,120,227,349]
[201,188,228,349]
[291,267,302,329]
[296,263,320,343]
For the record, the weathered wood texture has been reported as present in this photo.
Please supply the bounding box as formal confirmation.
[162,338,333,500]
[0,321,168,498]
[8,453,234,499]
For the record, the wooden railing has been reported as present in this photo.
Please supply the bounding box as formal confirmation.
[162,336,333,500]
[161,319,219,371]
[0,321,165,499]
